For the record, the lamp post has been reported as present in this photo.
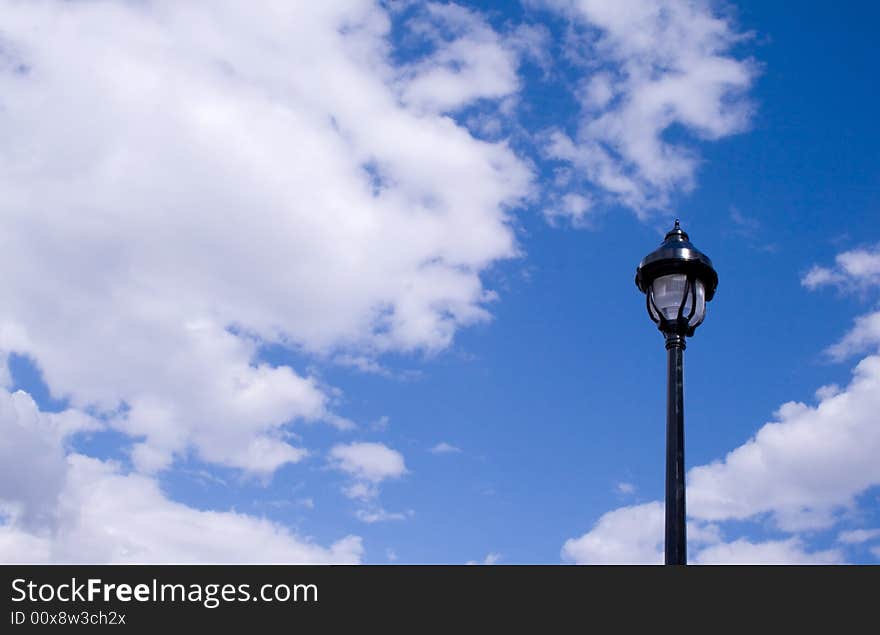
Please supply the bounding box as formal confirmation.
[635,220,718,565]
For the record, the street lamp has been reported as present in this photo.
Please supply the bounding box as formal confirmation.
[635,220,718,565]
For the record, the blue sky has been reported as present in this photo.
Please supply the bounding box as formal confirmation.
[0,0,878,564]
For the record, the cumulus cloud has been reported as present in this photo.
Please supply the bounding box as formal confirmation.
[561,501,842,565]
[561,502,721,564]
[44,456,362,563]
[0,1,762,563]
[562,502,665,564]
[687,355,880,531]
[0,0,532,476]
[694,538,841,565]
[564,352,880,562]
[0,389,93,529]
[537,0,755,214]
[330,442,408,484]
[567,240,880,563]
[0,0,539,562]
[0,388,360,563]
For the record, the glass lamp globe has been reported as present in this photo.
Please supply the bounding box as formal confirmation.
[635,221,717,337]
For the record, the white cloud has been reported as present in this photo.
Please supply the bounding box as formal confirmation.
[330,442,407,483]
[544,193,595,227]
[0,0,533,477]
[429,441,462,454]
[334,354,393,377]
[354,508,413,524]
[564,350,880,562]
[47,456,362,564]
[567,238,880,562]
[581,72,615,110]
[803,247,880,360]
[567,241,880,561]
[694,538,841,565]
[687,355,880,531]
[0,526,51,564]
[399,3,521,114]
[538,0,755,213]
[837,528,880,545]
[561,502,720,564]
[838,248,880,279]
[0,388,360,563]
[342,482,380,502]
[330,441,408,522]
[562,502,664,564]
[802,265,845,290]
[802,245,880,291]
[826,312,880,360]
[561,501,840,565]
[0,388,99,528]
[0,1,764,563]
[814,383,841,401]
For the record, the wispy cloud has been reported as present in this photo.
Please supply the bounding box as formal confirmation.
[355,508,414,524]
[837,528,880,545]
[802,245,880,292]
[429,442,462,455]
[803,245,880,359]
[537,0,756,217]
[615,482,636,495]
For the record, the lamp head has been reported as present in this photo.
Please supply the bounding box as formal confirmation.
[635,220,718,337]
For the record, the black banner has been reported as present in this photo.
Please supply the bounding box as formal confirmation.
[1,565,876,629]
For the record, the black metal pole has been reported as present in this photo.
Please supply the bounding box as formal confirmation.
[664,332,686,565]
